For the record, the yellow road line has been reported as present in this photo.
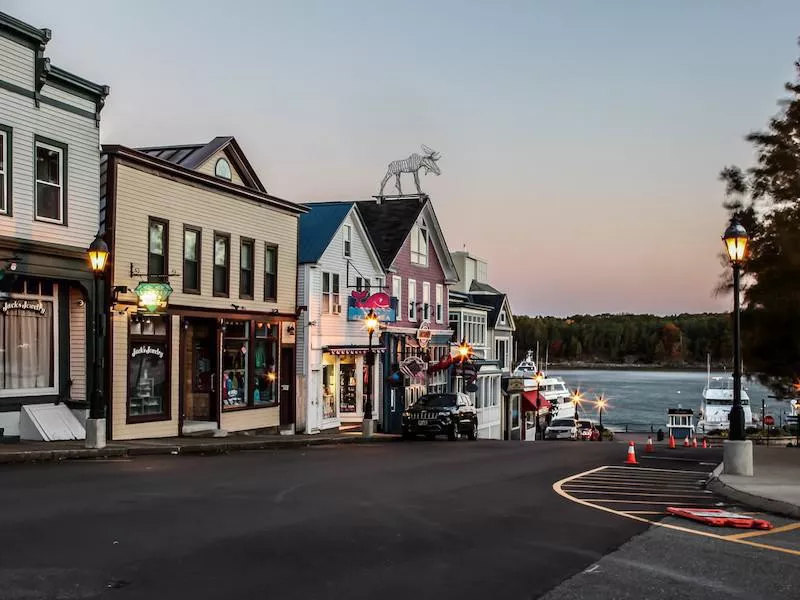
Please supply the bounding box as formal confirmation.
[726,522,800,540]
[552,466,800,558]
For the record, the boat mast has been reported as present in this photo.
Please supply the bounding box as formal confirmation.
[535,341,540,373]
[707,353,711,388]
[544,344,549,376]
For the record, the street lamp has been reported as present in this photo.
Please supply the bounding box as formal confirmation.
[596,395,607,441]
[571,390,583,421]
[534,371,544,439]
[363,309,379,437]
[86,233,109,449]
[722,216,749,442]
[457,338,472,390]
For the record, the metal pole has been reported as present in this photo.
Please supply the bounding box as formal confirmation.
[89,275,104,420]
[762,398,766,436]
[730,263,746,441]
[535,378,540,440]
[364,329,373,421]
[598,406,603,441]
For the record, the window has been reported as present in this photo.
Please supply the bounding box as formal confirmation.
[356,277,371,293]
[435,284,444,323]
[496,339,509,370]
[213,232,230,296]
[343,225,352,257]
[0,125,10,215]
[0,279,57,397]
[322,272,340,314]
[35,138,66,224]
[392,276,402,320]
[408,279,416,321]
[254,322,278,405]
[183,226,201,294]
[240,238,254,299]
[499,311,507,325]
[422,282,430,321]
[148,218,168,279]
[215,158,232,180]
[410,222,428,265]
[449,312,461,340]
[128,315,169,421]
[463,313,487,346]
[222,320,249,409]
[264,244,278,301]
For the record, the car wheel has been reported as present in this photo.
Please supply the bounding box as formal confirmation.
[448,423,458,441]
[402,428,414,441]
[467,421,478,441]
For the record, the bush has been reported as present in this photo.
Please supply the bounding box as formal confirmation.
[601,429,615,441]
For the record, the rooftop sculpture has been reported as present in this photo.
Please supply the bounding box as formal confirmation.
[379,145,441,196]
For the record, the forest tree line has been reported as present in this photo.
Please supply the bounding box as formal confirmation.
[512,313,733,367]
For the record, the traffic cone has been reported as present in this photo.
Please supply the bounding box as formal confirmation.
[625,441,638,464]
[683,436,690,447]
[702,438,708,449]
[669,434,676,449]
[645,436,654,453]
[692,437,698,448]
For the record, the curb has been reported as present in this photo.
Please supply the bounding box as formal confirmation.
[707,462,800,520]
[0,435,397,465]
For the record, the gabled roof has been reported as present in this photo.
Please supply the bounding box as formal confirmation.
[470,294,505,324]
[298,202,354,264]
[470,280,502,294]
[136,136,267,192]
[355,197,425,268]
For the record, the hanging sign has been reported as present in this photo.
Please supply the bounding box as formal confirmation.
[2,299,47,315]
[399,356,426,380]
[347,291,397,322]
[134,282,173,314]
[416,320,432,349]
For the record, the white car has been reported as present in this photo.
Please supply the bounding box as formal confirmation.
[545,418,578,440]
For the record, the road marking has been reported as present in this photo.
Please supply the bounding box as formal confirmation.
[603,465,712,474]
[564,483,711,491]
[639,456,715,463]
[579,499,718,505]
[553,466,800,557]
[584,564,600,574]
[624,511,665,515]
[725,522,800,540]
[564,489,713,498]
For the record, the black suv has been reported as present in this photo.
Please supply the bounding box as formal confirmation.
[401,393,478,441]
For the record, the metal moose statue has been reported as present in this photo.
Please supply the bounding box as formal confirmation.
[379,145,441,196]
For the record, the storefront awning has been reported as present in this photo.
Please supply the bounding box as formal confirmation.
[325,345,386,356]
[521,390,551,412]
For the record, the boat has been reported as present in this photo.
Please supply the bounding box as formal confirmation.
[697,375,754,433]
[512,349,575,419]
[511,349,538,379]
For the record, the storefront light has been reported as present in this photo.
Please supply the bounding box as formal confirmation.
[87,233,109,273]
[134,281,173,313]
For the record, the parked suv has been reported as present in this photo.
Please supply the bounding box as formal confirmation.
[402,393,478,441]
[545,417,579,440]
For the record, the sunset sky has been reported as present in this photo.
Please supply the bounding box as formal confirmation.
[6,0,800,316]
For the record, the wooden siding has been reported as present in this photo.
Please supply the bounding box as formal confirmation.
[0,88,101,248]
[221,405,279,432]
[194,150,246,186]
[41,83,97,113]
[68,286,86,402]
[111,313,180,440]
[296,264,308,375]
[111,163,298,314]
[0,35,34,89]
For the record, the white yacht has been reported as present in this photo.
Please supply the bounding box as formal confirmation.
[697,376,754,433]
[512,350,539,379]
[512,350,575,418]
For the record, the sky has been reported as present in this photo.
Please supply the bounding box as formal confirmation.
[4,0,800,317]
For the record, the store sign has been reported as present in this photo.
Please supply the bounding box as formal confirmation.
[505,378,525,393]
[2,299,47,315]
[347,291,397,322]
[131,344,165,359]
[399,356,426,380]
[416,320,432,349]
[134,282,173,313]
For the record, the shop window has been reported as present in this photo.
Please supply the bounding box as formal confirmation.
[221,320,249,409]
[148,217,168,279]
[240,238,254,299]
[183,226,201,294]
[128,315,169,420]
[322,364,336,419]
[339,363,357,413]
[34,137,66,224]
[264,244,278,301]
[213,232,230,297]
[0,125,9,215]
[253,322,278,405]
[0,281,57,396]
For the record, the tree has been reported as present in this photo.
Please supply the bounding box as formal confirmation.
[718,39,800,396]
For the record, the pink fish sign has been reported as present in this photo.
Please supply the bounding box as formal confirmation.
[348,291,397,322]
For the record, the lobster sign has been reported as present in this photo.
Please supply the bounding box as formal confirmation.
[347,290,398,322]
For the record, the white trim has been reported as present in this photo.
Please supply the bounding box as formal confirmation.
[34,141,65,225]
[0,130,7,215]
[0,286,60,398]
[407,279,416,322]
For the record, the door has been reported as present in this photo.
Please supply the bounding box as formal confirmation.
[182,318,217,424]
[280,346,295,426]
[308,369,322,432]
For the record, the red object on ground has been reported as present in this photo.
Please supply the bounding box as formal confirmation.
[692,437,698,448]
[667,507,773,530]
[669,434,676,449]
[645,436,654,453]
[625,441,638,464]
[764,415,775,426]
[683,436,690,447]
[702,438,708,449]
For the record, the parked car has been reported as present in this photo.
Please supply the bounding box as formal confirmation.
[578,419,600,441]
[545,418,579,440]
[402,393,478,441]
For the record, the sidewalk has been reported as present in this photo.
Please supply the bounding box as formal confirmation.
[0,431,399,465]
[708,445,800,519]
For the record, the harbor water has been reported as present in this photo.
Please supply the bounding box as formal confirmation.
[549,369,783,432]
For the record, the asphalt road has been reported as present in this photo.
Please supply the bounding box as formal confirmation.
[1,439,651,599]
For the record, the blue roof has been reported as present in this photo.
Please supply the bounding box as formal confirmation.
[298,202,354,264]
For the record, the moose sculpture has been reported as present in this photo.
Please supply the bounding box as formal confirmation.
[379,145,441,196]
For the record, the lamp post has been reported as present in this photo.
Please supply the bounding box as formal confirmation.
[722,216,749,442]
[596,396,607,441]
[534,371,544,439]
[457,338,471,390]
[572,391,582,421]
[363,309,379,437]
[86,233,109,449]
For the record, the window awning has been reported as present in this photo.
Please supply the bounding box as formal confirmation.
[521,390,551,412]
[325,345,386,356]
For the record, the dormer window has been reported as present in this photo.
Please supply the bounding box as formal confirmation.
[410,221,428,266]
[215,158,232,181]
[343,225,352,257]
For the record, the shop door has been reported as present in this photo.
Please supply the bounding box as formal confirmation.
[279,346,295,426]
[308,369,322,432]
[183,318,217,424]
[386,387,404,434]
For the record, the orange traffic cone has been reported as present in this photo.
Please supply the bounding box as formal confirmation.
[692,437,698,448]
[702,438,708,449]
[683,436,690,447]
[669,434,676,449]
[625,441,638,464]
[645,436,654,453]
